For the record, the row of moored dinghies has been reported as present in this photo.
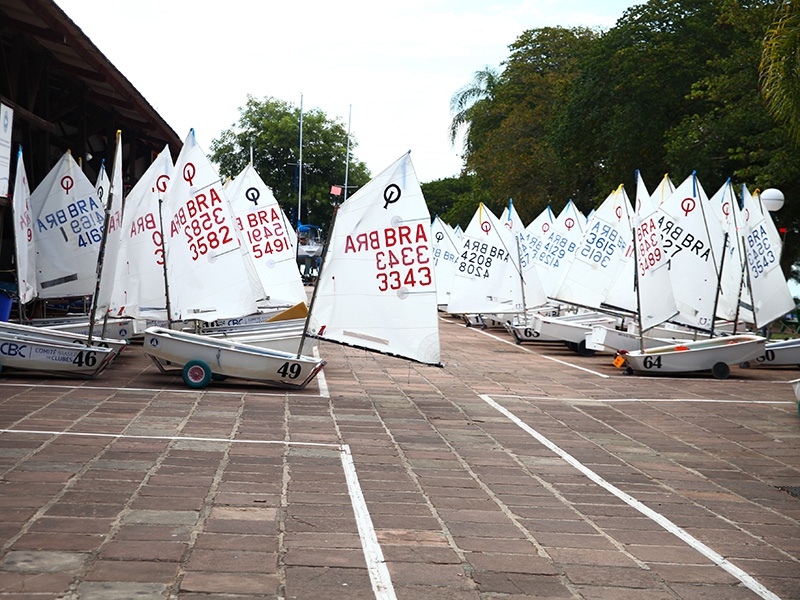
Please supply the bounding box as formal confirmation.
[431,171,796,379]
[4,130,440,387]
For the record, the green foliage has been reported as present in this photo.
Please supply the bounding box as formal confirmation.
[451,0,800,281]
[421,175,472,220]
[452,27,596,221]
[210,95,370,228]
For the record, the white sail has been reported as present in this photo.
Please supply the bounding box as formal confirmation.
[30,152,103,298]
[446,203,525,315]
[430,216,460,306]
[552,185,633,310]
[225,164,306,308]
[706,180,746,322]
[604,176,648,314]
[502,199,546,308]
[754,188,785,262]
[535,200,585,296]
[657,173,723,330]
[520,206,554,302]
[633,171,678,331]
[307,152,440,364]
[94,131,125,317]
[108,146,173,320]
[161,130,260,323]
[741,186,795,328]
[12,148,36,304]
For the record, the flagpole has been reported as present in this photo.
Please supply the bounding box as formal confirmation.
[297,93,303,227]
[344,104,351,202]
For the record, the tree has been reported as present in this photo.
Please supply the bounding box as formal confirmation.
[210,95,370,229]
[761,0,800,143]
[450,28,596,222]
[449,66,502,153]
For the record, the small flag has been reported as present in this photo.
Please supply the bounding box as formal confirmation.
[330,185,342,196]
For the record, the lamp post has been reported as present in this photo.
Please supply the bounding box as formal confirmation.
[761,188,785,212]
[761,188,787,244]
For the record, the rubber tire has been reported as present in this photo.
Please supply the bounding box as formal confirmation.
[577,340,596,357]
[711,362,730,380]
[183,360,212,388]
[566,341,578,352]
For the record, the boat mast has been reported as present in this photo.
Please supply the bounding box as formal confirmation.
[297,93,303,227]
[344,104,351,202]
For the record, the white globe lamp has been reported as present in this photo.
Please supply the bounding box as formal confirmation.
[761,188,785,212]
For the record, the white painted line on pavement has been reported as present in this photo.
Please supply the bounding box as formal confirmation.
[314,346,330,398]
[439,317,611,379]
[341,444,397,600]
[0,429,340,447]
[0,382,326,398]
[480,394,782,600]
[540,355,611,378]
[0,429,393,600]
[490,394,793,404]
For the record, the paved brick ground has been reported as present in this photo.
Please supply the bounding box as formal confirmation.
[0,314,798,599]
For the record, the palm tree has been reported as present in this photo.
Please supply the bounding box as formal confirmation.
[448,66,501,149]
[760,1,800,144]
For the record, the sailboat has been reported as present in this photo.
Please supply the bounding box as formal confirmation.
[195,163,312,352]
[304,151,440,366]
[532,186,636,354]
[446,203,530,324]
[430,215,461,310]
[616,173,765,378]
[26,142,133,344]
[0,148,117,377]
[142,130,325,389]
[737,186,798,368]
[107,144,174,330]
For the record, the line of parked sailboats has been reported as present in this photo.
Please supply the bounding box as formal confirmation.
[2,128,797,386]
[3,130,440,387]
[431,170,797,379]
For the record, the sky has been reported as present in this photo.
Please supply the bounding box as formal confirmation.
[55,0,642,184]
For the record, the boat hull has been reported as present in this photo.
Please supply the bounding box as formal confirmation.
[143,327,325,389]
[751,338,800,367]
[1,322,129,357]
[0,328,116,377]
[620,335,766,377]
[31,316,135,341]
[201,319,316,354]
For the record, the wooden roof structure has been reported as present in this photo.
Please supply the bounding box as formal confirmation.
[0,0,183,293]
[0,0,182,190]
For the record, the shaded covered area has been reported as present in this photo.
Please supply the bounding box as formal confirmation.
[0,0,181,291]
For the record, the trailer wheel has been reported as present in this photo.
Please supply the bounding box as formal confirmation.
[183,360,212,388]
[711,362,730,380]
[577,340,596,357]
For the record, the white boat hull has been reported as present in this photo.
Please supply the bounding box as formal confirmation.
[0,327,116,377]
[619,334,766,378]
[201,319,316,354]
[143,327,325,389]
[505,321,569,343]
[0,321,128,357]
[31,316,136,341]
[533,313,619,355]
[750,338,800,368]
[587,324,706,353]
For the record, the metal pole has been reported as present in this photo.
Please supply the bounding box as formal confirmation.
[344,104,351,202]
[297,93,303,226]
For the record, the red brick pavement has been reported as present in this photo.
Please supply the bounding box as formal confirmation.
[0,314,798,599]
